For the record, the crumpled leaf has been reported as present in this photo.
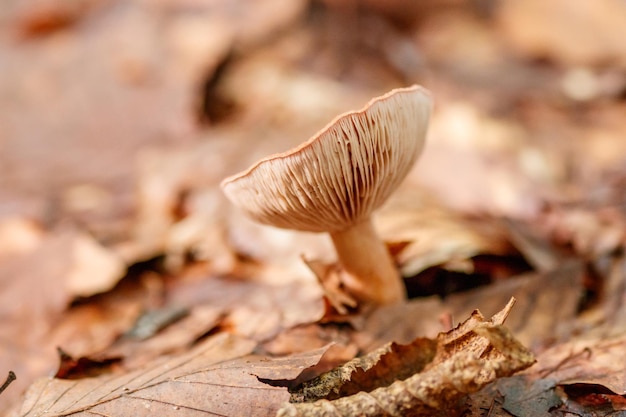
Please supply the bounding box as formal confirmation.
[288,337,437,404]
[17,333,330,417]
[278,298,535,417]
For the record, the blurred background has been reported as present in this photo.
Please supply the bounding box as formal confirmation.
[2,0,626,412]
[2,0,626,240]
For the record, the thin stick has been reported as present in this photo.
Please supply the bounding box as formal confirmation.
[0,371,16,396]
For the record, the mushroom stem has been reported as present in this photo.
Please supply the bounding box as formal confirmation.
[330,218,406,304]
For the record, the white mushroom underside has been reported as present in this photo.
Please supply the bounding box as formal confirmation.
[222,86,433,233]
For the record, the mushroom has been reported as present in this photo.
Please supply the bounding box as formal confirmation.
[221,85,433,304]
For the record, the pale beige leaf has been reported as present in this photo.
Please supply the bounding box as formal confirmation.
[18,334,329,417]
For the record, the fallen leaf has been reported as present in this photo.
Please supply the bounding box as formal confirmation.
[446,259,585,348]
[464,376,561,417]
[560,383,626,412]
[288,337,437,404]
[303,257,358,315]
[54,348,121,380]
[16,333,330,417]
[377,188,513,277]
[0,229,119,409]
[503,218,563,272]
[105,305,223,369]
[530,333,626,396]
[65,230,126,297]
[167,271,325,342]
[279,298,535,416]
[353,296,446,351]
[262,324,359,379]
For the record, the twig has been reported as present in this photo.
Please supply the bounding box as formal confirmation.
[0,371,16,396]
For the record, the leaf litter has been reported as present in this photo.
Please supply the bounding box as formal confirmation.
[16,333,328,417]
[15,300,531,417]
[4,1,626,416]
[277,299,534,417]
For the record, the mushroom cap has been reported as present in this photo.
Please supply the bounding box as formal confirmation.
[221,85,433,233]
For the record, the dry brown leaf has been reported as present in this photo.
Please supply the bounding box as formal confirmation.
[54,349,121,380]
[447,259,585,349]
[47,301,140,358]
[503,218,563,272]
[65,231,126,297]
[16,333,330,417]
[0,228,127,410]
[465,375,562,417]
[470,332,626,416]
[288,337,437,405]
[377,188,513,277]
[105,304,223,369]
[541,206,626,259]
[262,324,359,380]
[278,298,535,417]
[529,333,626,396]
[302,257,358,315]
[167,272,325,342]
[353,296,446,351]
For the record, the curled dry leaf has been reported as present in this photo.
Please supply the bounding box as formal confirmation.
[277,298,535,417]
[289,337,437,404]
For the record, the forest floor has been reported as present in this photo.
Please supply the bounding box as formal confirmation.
[2,1,626,416]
